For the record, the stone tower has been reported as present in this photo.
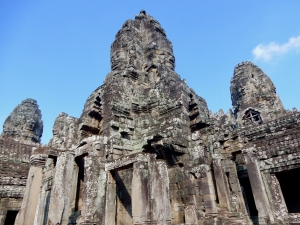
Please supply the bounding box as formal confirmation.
[78,9,209,161]
[230,61,284,126]
[1,98,43,144]
[0,99,43,225]
[9,10,300,225]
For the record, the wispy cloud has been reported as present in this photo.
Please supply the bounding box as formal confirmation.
[252,35,300,61]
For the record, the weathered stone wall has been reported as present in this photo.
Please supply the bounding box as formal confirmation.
[0,138,33,225]
[0,99,44,225]
[7,10,300,225]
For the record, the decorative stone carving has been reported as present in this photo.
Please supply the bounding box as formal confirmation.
[231,61,284,126]
[4,10,300,225]
[48,112,79,150]
[1,98,43,144]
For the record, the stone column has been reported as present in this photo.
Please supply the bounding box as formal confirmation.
[93,164,107,225]
[184,205,198,224]
[15,147,47,225]
[183,171,199,224]
[0,210,7,225]
[243,147,274,223]
[69,163,79,213]
[132,161,150,225]
[82,156,107,224]
[34,188,51,225]
[46,152,75,225]
[33,158,55,225]
[224,159,251,223]
[212,154,231,210]
[104,172,116,225]
[262,172,289,223]
[150,160,171,225]
[198,164,218,215]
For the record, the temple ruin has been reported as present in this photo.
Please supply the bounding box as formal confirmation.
[1,10,300,225]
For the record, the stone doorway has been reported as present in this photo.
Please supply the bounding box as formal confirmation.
[276,167,300,213]
[239,176,258,223]
[113,168,133,225]
[4,211,18,225]
[75,156,85,213]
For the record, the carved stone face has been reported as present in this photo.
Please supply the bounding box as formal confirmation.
[52,121,63,136]
[145,50,175,72]
[111,50,127,71]
[1,98,43,143]
[165,53,175,70]
[25,119,35,131]
[49,113,79,149]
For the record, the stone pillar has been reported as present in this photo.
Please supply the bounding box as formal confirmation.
[198,164,218,214]
[69,163,79,213]
[132,161,150,225]
[150,160,171,225]
[46,152,75,225]
[104,172,116,225]
[81,156,95,224]
[225,159,251,223]
[182,171,200,224]
[93,164,107,225]
[33,188,51,225]
[33,158,54,225]
[82,156,107,224]
[262,172,289,223]
[184,205,198,224]
[212,154,231,210]
[15,147,47,225]
[34,178,51,225]
[0,210,7,225]
[243,147,274,223]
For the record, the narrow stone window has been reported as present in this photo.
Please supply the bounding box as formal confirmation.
[242,109,262,124]
[4,211,18,225]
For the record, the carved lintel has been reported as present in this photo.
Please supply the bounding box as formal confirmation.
[105,152,155,171]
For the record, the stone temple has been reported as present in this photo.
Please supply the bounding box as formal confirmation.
[1,10,300,225]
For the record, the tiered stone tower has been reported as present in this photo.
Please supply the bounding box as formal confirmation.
[1,98,43,144]
[0,99,43,224]
[2,10,300,225]
[230,61,284,125]
[78,9,209,165]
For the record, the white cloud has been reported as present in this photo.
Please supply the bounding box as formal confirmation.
[252,35,300,61]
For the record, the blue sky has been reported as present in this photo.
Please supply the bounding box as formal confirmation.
[1,1,300,144]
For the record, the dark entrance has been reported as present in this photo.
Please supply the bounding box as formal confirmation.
[239,175,258,216]
[276,167,300,213]
[113,168,133,225]
[4,211,18,225]
[75,156,85,212]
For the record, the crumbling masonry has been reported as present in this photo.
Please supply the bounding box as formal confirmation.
[1,10,300,225]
